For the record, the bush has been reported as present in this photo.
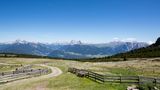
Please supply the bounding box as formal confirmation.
[138,83,157,90]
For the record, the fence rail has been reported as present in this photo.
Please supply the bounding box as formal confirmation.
[0,65,48,84]
[68,67,160,85]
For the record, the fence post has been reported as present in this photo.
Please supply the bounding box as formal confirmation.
[87,71,90,78]
[94,73,96,81]
[39,69,41,75]
[120,76,122,83]
[138,76,140,84]
[2,72,4,76]
[103,75,105,83]
[154,78,157,86]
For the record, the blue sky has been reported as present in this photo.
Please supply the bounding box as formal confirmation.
[0,0,160,43]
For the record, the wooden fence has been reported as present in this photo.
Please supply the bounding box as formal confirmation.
[0,65,33,76]
[68,67,160,85]
[0,65,48,84]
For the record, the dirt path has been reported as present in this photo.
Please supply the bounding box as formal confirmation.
[0,64,62,89]
[37,64,62,78]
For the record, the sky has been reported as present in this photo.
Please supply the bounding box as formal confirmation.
[0,0,160,43]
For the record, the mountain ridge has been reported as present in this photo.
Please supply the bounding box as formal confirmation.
[0,40,148,59]
[111,37,160,58]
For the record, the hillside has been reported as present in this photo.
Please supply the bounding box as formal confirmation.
[0,53,52,58]
[112,37,160,58]
[0,58,160,90]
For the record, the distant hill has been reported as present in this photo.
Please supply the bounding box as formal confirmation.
[48,42,148,59]
[0,53,50,58]
[112,37,160,58]
[48,50,87,59]
[0,40,61,56]
[0,41,52,56]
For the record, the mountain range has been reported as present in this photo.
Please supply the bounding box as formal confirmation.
[0,40,148,59]
[112,37,160,58]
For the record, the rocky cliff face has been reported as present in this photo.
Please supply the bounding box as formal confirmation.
[155,37,160,46]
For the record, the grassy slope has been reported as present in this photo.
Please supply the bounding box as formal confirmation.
[112,38,160,58]
[0,65,21,72]
[0,58,160,90]
[113,46,160,58]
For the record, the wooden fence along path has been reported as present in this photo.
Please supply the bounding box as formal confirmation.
[68,68,160,85]
[0,65,48,84]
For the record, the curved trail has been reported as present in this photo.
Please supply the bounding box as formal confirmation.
[0,64,62,88]
[37,64,62,78]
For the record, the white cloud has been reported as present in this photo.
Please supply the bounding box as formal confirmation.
[113,37,120,41]
[148,41,154,45]
[124,38,137,42]
[113,37,137,42]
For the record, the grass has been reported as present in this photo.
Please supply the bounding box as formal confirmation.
[0,57,160,90]
[0,64,21,72]
[47,73,128,90]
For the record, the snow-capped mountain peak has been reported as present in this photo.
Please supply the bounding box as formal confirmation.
[14,40,29,44]
[70,40,82,45]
